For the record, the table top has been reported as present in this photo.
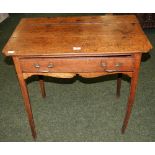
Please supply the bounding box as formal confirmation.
[2,15,152,57]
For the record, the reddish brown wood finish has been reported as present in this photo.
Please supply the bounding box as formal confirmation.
[122,53,142,133]
[2,15,152,56]
[13,56,37,139]
[2,15,152,139]
[19,56,134,73]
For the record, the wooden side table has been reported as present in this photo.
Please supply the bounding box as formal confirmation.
[2,15,152,139]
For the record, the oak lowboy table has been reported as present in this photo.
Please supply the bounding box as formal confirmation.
[3,15,152,139]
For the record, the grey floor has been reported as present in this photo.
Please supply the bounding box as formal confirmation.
[0,14,155,141]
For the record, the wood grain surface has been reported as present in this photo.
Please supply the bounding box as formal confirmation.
[2,15,152,56]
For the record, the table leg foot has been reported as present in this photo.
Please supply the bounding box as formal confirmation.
[33,132,37,140]
[121,126,125,134]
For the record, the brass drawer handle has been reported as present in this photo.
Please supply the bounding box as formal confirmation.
[34,64,40,68]
[115,63,122,67]
[47,63,54,68]
[40,70,49,73]
[105,69,117,72]
[101,62,107,67]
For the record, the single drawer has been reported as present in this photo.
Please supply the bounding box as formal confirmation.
[20,56,134,73]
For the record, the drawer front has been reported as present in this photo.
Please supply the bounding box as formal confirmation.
[20,57,134,73]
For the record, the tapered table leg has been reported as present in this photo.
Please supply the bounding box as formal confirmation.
[39,75,46,98]
[116,73,122,98]
[13,57,37,139]
[122,53,142,133]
